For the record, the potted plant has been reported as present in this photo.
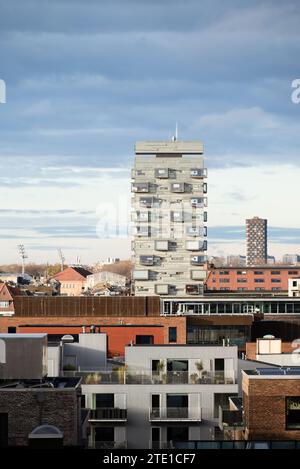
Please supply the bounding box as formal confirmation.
[190,373,199,384]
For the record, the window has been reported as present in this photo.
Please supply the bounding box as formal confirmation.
[271,271,281,275]
[255,287,265,291]
[237,287,247,291]
[286,397,300,429]
[219,271,229,275]
[7,327,16,334]
[136,335,154,345]
[271,279,281,283]
[95,427,114,443]
[169,327,177,343]
[186,284,201,295]
[220,279,230,283]
[289,271,298,275]
[237,279,247,283]
[272,287,281,291]
[0,301,9,308]
[167,426,189,442]
[95,394,114,408]
[293,281,298,287]
[254,271,264,275]
[167,394,188,418]
[254,279,264,283]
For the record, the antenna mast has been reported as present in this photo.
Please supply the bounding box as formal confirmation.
[57,248,65,272]
[17,244,28,276]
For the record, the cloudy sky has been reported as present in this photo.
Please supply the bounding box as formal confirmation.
[0,0,299,265]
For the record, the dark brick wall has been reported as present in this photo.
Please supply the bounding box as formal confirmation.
[0,388,80,446]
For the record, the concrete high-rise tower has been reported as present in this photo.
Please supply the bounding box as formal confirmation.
[132,139,207,297]
[246,216,268,266]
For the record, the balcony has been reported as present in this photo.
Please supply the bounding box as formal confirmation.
[149,407,201,422]
[171,182,185,193]
[190,255,207,265]
[155,168,169,178]
[190,197,207,207]
[89,408,127,422]
[90,441,127,449]
[190,168,207,178]
[65,370,236,385]
[132,182,150,193]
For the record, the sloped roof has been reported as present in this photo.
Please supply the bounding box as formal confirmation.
[0,282,22,300]
[52,266,92,281]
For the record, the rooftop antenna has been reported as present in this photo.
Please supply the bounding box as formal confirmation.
[57,248,65,272]
[17,244,28,276]
[171,123,178,142]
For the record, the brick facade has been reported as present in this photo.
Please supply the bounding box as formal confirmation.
[243,375,300,440]
[0,315,187,356]
[0,386,81,446]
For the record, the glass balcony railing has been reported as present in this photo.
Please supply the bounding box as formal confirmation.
[63,370,236,385]
[89,441,127,449]
[149,407,201,421]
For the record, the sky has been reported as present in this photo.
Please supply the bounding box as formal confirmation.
[0,0,299,265]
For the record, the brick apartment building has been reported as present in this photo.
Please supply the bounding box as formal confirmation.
[242,368,300,440]
[0,377,87,448]
[205,266,300,293]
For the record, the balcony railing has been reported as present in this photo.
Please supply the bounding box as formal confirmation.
[63,370,236,385]
[149,407,201,421]
[89,408,127,421]
[89,441,127,449]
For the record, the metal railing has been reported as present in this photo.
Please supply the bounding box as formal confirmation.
[150,407,201,421]
[89,408,127,421]
[89,441,127,449]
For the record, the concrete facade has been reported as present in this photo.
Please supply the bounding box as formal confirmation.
[0,333,47,379]
[132,140,207,297]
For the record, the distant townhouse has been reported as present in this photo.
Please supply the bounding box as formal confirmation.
[51,266,92,296]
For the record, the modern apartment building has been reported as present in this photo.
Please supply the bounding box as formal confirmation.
[242,368,300,440]
[81,344,238,449]
[132,139,208,297]
[246,217,268,266]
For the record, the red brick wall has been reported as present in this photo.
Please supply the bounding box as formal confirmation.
[0,315,187,356]
[206,267,300,292]
[243,375,300,440]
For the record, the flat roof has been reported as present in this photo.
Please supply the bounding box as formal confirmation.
[127,344,237,348]
[0,377,81,389]
[0,333,47,339]
[244,367,300,376]
[135,141,204,155]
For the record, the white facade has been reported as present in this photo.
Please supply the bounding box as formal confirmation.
[132,140,207,297]
[288,278,300,297]
[81,345,238,449]
[86,271,127,289]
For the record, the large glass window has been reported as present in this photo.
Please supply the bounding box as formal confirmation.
[286,397,300,429]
